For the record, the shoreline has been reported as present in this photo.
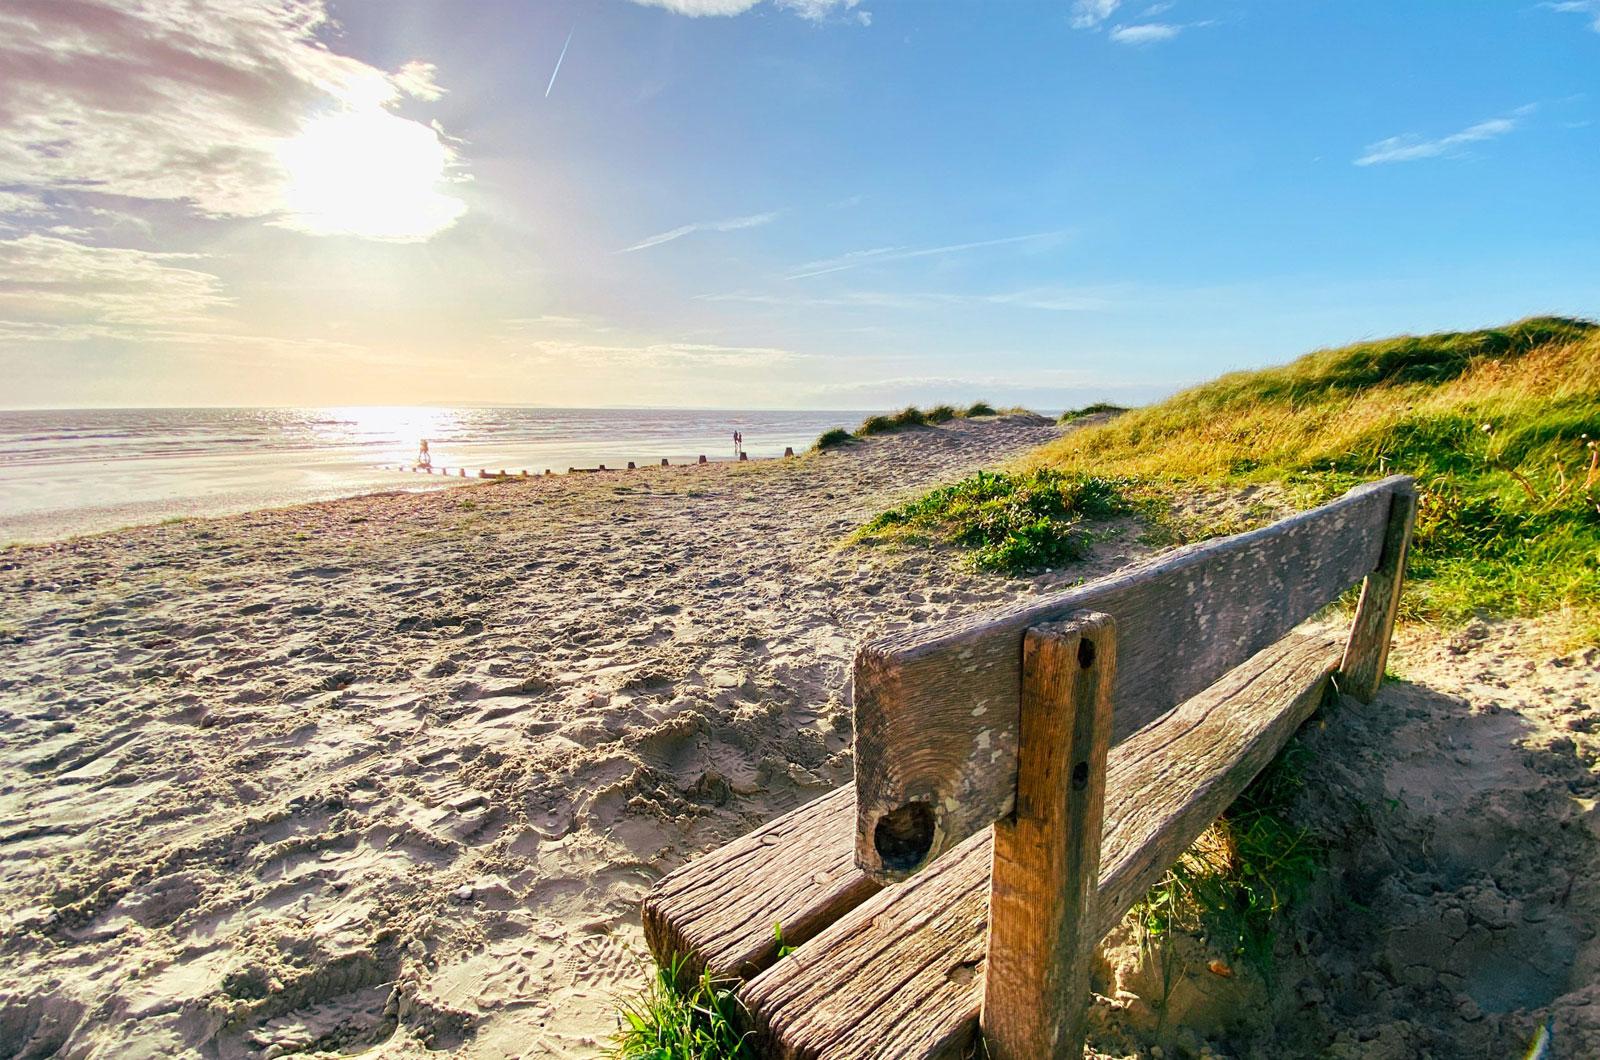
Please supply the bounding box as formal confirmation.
[0,450,801,550]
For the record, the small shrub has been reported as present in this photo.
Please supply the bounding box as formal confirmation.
[859,468,1136,573]
[890,406,928,428]
[609,956,754,1059]
[965,401,997,417]
[813,427,854,451]
[1059,402,1128,423]
[925,404,958,424]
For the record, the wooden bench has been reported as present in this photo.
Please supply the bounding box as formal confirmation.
[643,475,1416,1058]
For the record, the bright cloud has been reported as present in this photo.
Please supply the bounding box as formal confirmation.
[1355,109,1531,166]
[0,0,465,241]
[619,211,779,253]
[1109,22,1182,44]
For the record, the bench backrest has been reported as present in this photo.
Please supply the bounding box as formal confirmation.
[853,474,1415,881]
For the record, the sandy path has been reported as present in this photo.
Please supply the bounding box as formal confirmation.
[1,416,1095,1058]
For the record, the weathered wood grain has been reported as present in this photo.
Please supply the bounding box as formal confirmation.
[744,633,1342,1059]
[983,614,1115,1060]
[641,785,877,983]
[854,475,1410,881]
[1338,481,1417,702]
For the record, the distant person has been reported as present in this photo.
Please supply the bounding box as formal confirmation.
[417,438,432,469]
[733,429,742,460]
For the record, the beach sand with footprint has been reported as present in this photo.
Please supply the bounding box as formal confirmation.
[1,414,1140,1058]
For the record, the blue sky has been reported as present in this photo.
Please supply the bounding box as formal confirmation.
[0,0,1595,409]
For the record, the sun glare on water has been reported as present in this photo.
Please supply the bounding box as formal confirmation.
[275,107,466,242]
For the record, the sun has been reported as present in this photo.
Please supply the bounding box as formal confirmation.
[275,106,466,242]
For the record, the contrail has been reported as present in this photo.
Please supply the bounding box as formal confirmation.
[545,29,573,98]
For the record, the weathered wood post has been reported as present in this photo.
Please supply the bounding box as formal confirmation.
[1338,479,1417,701]
[982,612,1115,1060]
[628,461,636,470]
[661,458,669,466]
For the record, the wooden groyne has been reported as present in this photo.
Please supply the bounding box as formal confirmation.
[388,446,798,480]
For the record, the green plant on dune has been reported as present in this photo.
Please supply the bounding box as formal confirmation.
[858,468,1138,572]
[857,406,929,436]
[852,402,1000,439]
[609,956,754,1060]
[1134,742,1325,986]
[1058,402,1129,423]
[813,427,855,451]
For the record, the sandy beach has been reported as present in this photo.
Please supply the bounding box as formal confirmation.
[5,413,1598,1059]
[1,416,1083,1058]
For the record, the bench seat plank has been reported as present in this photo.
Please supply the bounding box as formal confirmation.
[741,632,1342,1059]
[642,785,879,981]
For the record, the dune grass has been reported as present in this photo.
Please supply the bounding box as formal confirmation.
[812,400,1021,451]
[608,957,753,1060]
[1023,316,1600,642]
[1134,742,1324,985]
[812,427,855,451]
[1058,402,1129,423]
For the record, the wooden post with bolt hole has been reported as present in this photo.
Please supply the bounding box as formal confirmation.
[1338,481,1417,702]
[981,611,1116,1060]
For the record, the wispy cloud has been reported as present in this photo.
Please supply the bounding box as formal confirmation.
[513,338,801,371]
[701,283,1117,311]
[628,0,869,23]
[0,235,228,327]
[1543,1,1600,32]
[1109,22,1182,44]
[778,0,871,24]
[1070,0,1122,29]
[787,232,1062,280]
[1355,107,1533,166]
[619,211,779,253]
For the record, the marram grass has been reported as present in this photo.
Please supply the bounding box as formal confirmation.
[1024,316,1600,644]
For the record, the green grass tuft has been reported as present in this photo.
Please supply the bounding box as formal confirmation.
[608,956,754,1060]
[1135,742,1324,983]
[858,468,1138,573]
[1058,402,1129,423]
[813,427,855,451]
[848,402,1008,439]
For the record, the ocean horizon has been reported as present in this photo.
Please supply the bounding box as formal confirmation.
[0,405,871,543]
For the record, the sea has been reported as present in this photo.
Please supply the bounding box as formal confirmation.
[0,406,865,544]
